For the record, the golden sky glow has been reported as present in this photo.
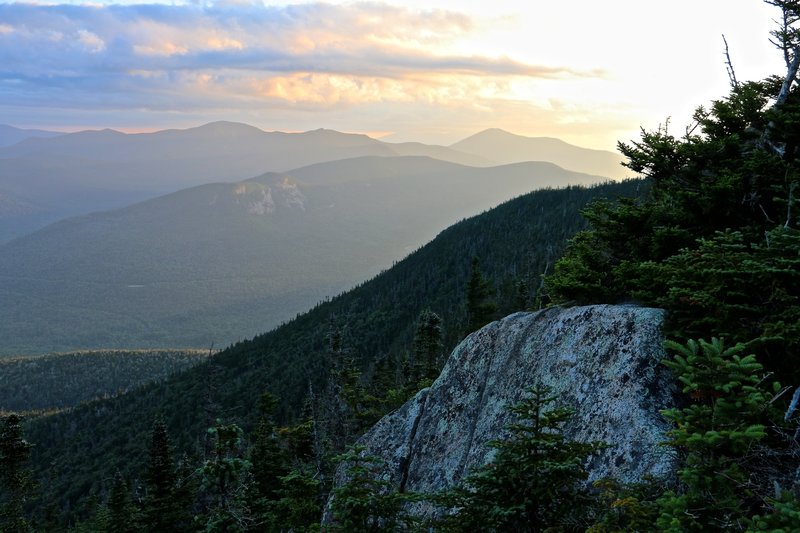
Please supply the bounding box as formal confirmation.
[0,0,785,150]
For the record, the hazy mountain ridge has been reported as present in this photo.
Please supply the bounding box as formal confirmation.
[0,124,62,148]
[0,122,623,241]
[24,179,643,520]
[0,155,603,355]
[451,128,627,180]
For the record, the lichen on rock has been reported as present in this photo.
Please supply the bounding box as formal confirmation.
[325,304,676,521]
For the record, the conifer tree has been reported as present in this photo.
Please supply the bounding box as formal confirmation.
[196,420,253,532]
[270,410,323,531]
[412,308,444,383]
[275,472,320,531]
[656,338,780,530]
[513,278,530,312]
[435,385,603,532]
[465,256,497,334]
[250,393,287,503]
[0,414,33,533]
[104,471,139,533]
[143,417,190,532]
[328,446,416,532]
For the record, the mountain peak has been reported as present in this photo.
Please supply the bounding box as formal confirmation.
[0,124,63,148]
[174,121,267,137]
[196,120,265,132]
[455,128,561,145]
[451,129,626,179]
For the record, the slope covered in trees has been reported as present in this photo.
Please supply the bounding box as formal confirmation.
[0,156,600,356]
[13,2,800,530]
[542,1,800,527]
[0,350,209,414]
[22,179,641,524]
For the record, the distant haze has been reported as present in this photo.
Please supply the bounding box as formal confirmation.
[0,1,782,150]
[0,154,604,355]
[451,129,625,180]
[0,122,624,242]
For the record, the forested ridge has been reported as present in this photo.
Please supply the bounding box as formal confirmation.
[4,1,800,530]
[14,180,639,527]
[0,350,209,414]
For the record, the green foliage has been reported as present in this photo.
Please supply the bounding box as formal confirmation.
[102,471,140,533]
[0,349,208,414]
[411,308,444,384]
[23,180,641,524]
[142,418,192,532]
[749,494,800,531]
[196,421,254,532]
[656,338,779,531]
[267,467,322,532]
[0,414,34,532]
[434,385,603,532]
[465,256,498,334]
[633,228,800,378]
[547,76,800,315]
[328,446,418,532]
[249,393,288,504]
[587,478,663,532]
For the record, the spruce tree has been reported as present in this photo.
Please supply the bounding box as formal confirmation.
[435,385,603,532]
[250,393,287,503]
[329,446,416,532]
[656,338,780,531]
[105,471,139,533]
[143,417,190,531]
[0,414,33,533]
[196,420,253,531]
[465,256,497,334]
[411,308,444,383]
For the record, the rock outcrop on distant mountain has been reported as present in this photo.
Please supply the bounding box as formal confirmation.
[325,305,676,521]
[0,156,602,355]
[0,122,489,241]
[0,122,622,241]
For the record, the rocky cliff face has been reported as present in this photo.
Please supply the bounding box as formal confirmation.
[326,305,676,520]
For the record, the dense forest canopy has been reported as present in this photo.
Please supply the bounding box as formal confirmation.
[541,1,800,529]
[3,1,800,530]
[13,180,639,528]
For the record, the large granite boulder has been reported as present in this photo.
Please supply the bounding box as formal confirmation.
[326,304,677,520]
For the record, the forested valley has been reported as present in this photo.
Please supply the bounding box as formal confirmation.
[4,179,637,529]
[0,350,209,415]
[3,1,800,531]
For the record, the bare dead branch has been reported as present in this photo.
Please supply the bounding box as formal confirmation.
[722,34,738,88]
[776,44,800,108]
[786,180,797,228]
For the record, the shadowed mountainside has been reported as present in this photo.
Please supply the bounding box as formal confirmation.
[0,156,603,355]
[0,122,624,241]
[0,349,209,413]
[24,178,643,519]
[0,122,484,241]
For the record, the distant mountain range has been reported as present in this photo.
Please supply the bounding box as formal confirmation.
[0,156,603,355]
[0,122,625,242]
[24,179,642,520]
[0,124,61,148]
[451,128,626,180]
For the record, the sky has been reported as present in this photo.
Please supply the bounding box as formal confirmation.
[0,0,788,150]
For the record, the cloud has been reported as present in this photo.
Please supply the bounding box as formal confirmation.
[76,29,105,52]
[0,2,598,114]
